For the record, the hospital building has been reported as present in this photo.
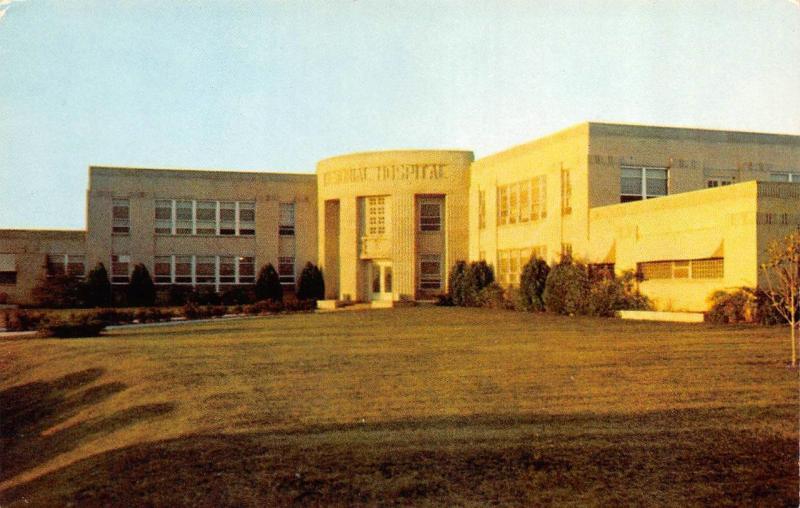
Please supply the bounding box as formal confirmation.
[1,122,798,311]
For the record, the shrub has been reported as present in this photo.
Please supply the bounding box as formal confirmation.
[297,262,325,301]
[182,302,203,320]
[0,292,8,304]
[448,261,497,307]
[708,289,754,324]
[284,299,316,312]
[188,286,221,305]
[244,299,284,315]
[471,261,495,290]
[209,305,228,318]
[255,264,283,302]
[91,308,135,325]
[127,264,156,307]
[166,285,193,306]
[435,293,454,306]
[221,286,254,306]
[31,274,86,308]
[543,256,590,315]
[518,256,550,311]
[448,261,470,306]
[134,307,175,323]
[38,314,106,338]
[476,282,509,309]
[585,270,651,317]
[708,288,785,325]
[85,263,113,307]
[5,310,46,331]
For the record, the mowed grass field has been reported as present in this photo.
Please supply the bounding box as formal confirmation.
[0,307,797,506]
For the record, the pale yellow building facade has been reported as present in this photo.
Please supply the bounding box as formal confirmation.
[1,122,798,311]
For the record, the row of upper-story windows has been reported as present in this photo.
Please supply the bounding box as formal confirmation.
[495,176,548,228]
[110,199,296,237]
[482,167,799,225]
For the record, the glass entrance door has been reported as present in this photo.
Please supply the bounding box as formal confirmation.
[369,260,393,301]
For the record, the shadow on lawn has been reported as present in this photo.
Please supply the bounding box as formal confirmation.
[1,406,796,507]
[0,368,175,484]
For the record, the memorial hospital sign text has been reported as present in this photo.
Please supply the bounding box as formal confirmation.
[323,164,447,186]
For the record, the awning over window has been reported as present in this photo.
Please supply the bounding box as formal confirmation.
[0,253,16,272]
[636,232,724,262]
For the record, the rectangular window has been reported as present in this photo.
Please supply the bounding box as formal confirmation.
[498,250,510,286]
[418,254,442,290]
[112,198,130,234]
[47,254,66,276]
[478,190,486,230]
[538,176,547,219]
[154,256,172,284]
[196,201,217,235]
[239,202,255,236]
[691,258,724,279]
[155,200,173,234]
[175,200,193,235]
[67,255,86,278]
[508,184,518,224]
[770,172,800,182]
[220,202,236,235]
[621,166,668,202]
[278,256,295,286]
[561,169,572,214]
[279,203,295,236]
[195,256,216,284]
[238,256,255,284]
[174,255,192,283]
[0,253,17,284]
[219,256,236,284]
[497,186,508,226]
[366,196,386,236]
[672,260,690,279]
[638,258,724,280]
[111,254,130,284]
[531,176,547,220]
[519,181,530,223]
[509,251,520,287]
[419,201,442,232]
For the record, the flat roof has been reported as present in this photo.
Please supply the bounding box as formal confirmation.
[89,165,316,183]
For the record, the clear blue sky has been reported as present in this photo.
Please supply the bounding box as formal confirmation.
[1,0,798,229]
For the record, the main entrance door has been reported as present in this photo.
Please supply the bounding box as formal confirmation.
[369,260,393,301]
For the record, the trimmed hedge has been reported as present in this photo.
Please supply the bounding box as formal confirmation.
[38,315,106,338]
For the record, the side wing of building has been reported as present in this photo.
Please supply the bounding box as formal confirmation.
[86,166,317,293]
[0,230,87,305]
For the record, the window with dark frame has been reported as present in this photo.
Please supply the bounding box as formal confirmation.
[279,203,295,236]
[112,198,130,235]
[620,166,668,202]
[419,202,442,232]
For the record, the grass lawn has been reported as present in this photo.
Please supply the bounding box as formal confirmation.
[0,307,797,506]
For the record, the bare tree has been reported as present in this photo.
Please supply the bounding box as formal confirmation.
[760,232,800,367]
